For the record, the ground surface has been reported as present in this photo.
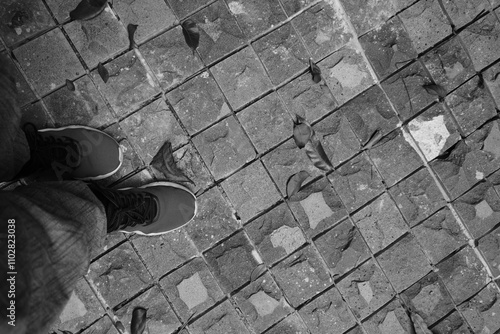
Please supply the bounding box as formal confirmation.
[2,0,500,333]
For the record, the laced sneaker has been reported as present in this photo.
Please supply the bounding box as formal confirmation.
[90,181,197,235]
[16,123,122,181]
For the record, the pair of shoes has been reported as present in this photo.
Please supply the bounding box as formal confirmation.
[19,123,197,235]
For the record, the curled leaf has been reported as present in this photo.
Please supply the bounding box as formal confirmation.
[177,312,195,333]
[97,62,109,83]
[151,141,194,184]
[286,170,310,199]
[181,19,200,55]
[250,264,266,282]
[127,24,139,50]
[309,58,321,83]
[305,138,333,172]
[70,0,107,21]
[423,83,446,98]
[115,321,125,334]
[293,115,313,149]
[65,79,75,91]
[362,129,383,150]
[131,307,147,334]
[477,73,484,89]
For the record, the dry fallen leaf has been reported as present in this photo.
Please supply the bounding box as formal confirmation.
[70,0,107,21]
[293,115,313,149]
[250,264,266,282]
[309,58,322,83]
[127,24,138,50]
[130,307,147,334]
[362,129,382,150]
[423,83,446,98]
[115,321,125,334]
[305,138,333,172]
[97,62,109,83]
[65,79,75,91]
[151,141,194,184]
[181,19,200,55]
[286,170,310,199]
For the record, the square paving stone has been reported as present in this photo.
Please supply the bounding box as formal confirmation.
[453,181,500,238]
[253,23,308,85]
[359,16,417,80]
[460,12,500,71]
[368,129,423,187]
[204,231,260,293]
[478,225,500,276]
[401,272,454,326]
[0,0,54,47]
[430,311,473,334]
[287,177,348,238]
[484,62,500,107]
[166,71,229,135]
[238,92,291,153]
[405,103,461,162]
[113,0,177,44]
[342,85,399,146]
[422,37,475,93]
[459,283,500,334]
[320,43,375,105]
[188,300,251,334]
[44,75,115,128]
[87,242,152,308]
[272,245,332,307]
[328,153,385,212]
[160,257,225,322]
[399,0,452,53]
[233,272,293,333]
[120,99,188,163]
[436,246,489,304]
[299,287,356,334]
[141,26,203,91]
[115,286,180,334]
[132,229,197,279]
[265,313,309,334]
[337,259,396,320]
[211,47,272,111]
[193,116,255,180]
[280,0,315,16]
[353,193,409,254]
[227,0,287,39]
[45,0,80,22]
[184,186,239,252]
[64,8,128,69]
[167,0,213,18]
[80,315,119,334]
[390,167,447,227]
[445,76,497,137]
[277,71,337,123]
[191,0,247,64]
[292,1,354,61]
[245,202,306,265]
[221,160,281,223]
[91,51,161,118]
[412,208,468,264]
[381,61,436,121]
[13,28,84,96]
[49,278,104,333]
[2,52,35,107]
[314,219,370,278]
[377,234,432,292]
[361,299,414,334]
[20,101,53,130]
[442,0,489,29]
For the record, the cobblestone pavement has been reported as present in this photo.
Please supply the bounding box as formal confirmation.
[2,0,500,333]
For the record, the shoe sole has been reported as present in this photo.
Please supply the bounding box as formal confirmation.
[116,181,198,236]
[39,125,123,181]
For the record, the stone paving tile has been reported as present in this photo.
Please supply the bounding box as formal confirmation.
[1,52,35,107]
[436,246,489,304]
[221,160,281,223]
[87,242,152,308]
[292,1,354,62]
[368,129,423,187]
[361,299,412,334]
[253,23,309,86]
[279,0,315,16]
[211,46,272,110]
[80,315,118,334]
[478,225,500,276]
[287,176,348,238]
[132,229,197,279]
[352,193,409,254]
[238,92,291,153]
[484,61,500,107]
[459,12,500,71]
[245,202,306,265]
[115,286,180,334]
[113,0,177,44]
[13,28,84,96]
[44,75,115,128]
[271,245,332,307]
[299,287,356,334]
[0,0,54,47]
[399,0,452,53]
[422,36,475,93]
[412,207,468,265]
[337,259,396,320]
[141,26,204,91]
[191,0,247,64]
[193,116,255,180]
[264,312,310,334]
[20,101,53,128]
[184,186,239,251]
[430,310,473,334]
[459,283,500,333]
[359,16,417,81]
[45,0,79,22]
[167,0,213,18]
[442,0,489,29]
[204,231,260,293]
[166,70,229,135]
[227,0,287,39]
[64,8,129,69]
[233,272,293,333]
[91,51,161,118]
[160,257,225,322]
[188,300,251,334]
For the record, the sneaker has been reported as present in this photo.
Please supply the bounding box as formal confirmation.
[16,123,122,181]
[91,181,197,235]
